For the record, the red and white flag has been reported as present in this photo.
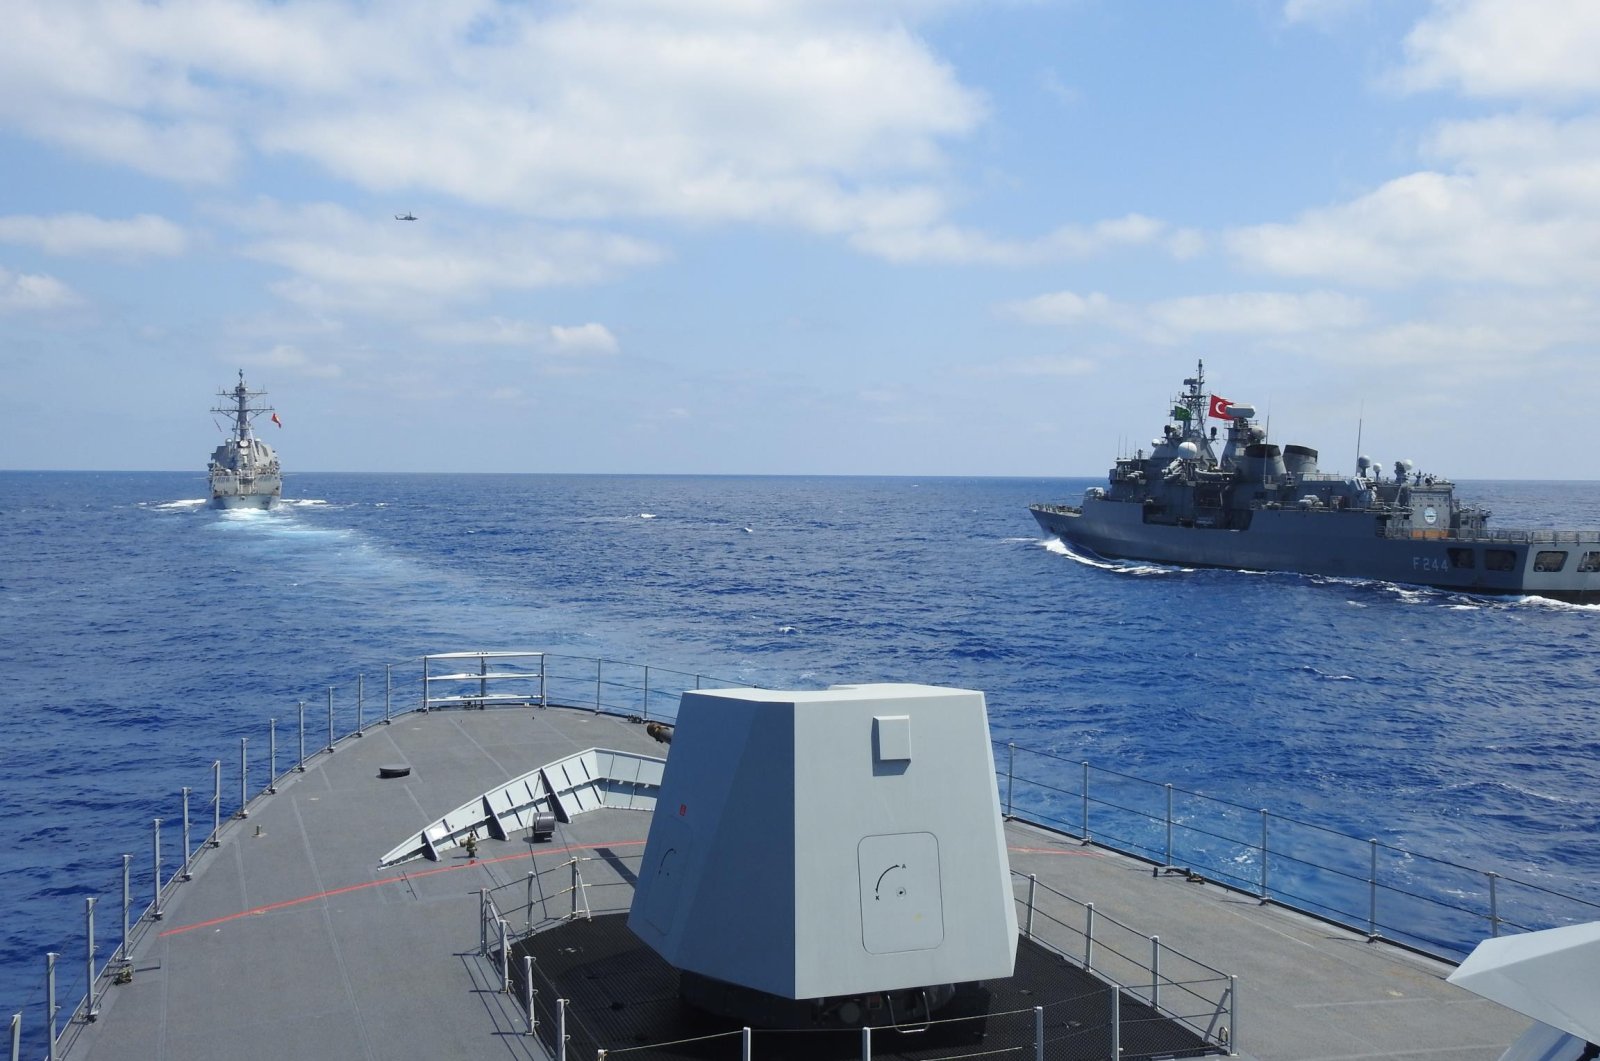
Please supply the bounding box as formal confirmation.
[1207,395,1234,420]
[271,412,282,428]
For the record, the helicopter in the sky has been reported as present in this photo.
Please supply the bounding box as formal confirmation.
[394,212,418,221]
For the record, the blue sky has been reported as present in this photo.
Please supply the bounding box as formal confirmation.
[5,0,1600,477]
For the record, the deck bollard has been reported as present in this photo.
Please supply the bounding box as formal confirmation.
[211,761,221,846]
[1034,1005,1044,1061]
[238,738,249,819]
[297,701,307,770]
[1259,809,1269,903]
[84,898,97,1021]
[180,788,192,880]
[152,819,164,920]
[45,953,56,1061]
[326,687,335,753]
[356,673,365,736]
[524,956,536,1035]
[268,719,277,793]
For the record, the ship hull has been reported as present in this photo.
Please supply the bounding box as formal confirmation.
[1032,501,1600,603]
[210,474,282,510]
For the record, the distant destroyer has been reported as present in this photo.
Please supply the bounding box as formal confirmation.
[1031,361,1600,602]
[208,370,282,509]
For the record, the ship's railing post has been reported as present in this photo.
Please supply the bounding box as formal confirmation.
[1487,871,1500,937]
[1229,973,1240,1055]
[10,1011,20,1061]
[524,956,537,1035]
[1164,784,1174,867]
[526,871,536,932]
[1150,935,1161,1009]
[355,673,365,736]
[1033,1005,1044,1061]
[1084,902,1096,970]
[45,953,56,1061]
[742,1026,752,1061]
[1367,838,1380,939]
[1006,742,1015,818]
[119,855,131,970]
[1258,809,1269,903]
[326,686,335,753]
[1081,761,1091,843]
[84,897,97,1021]
[642,666,650,721]
[383,663,393,724]
[151,819,164,920]
[860,1024,870,1061]
[538,654,547,707]
[180,788,192,880]
[237,738,249,819]
[556,997,568,1061]
[498,919,510,992]
[1025,874,1037,939]
[211,761,221,846]
[478,889,489,955]
[1110,986,1121,1061]
[267,719,277,793]
[297,701,307,771]
[422,654,431,713]
[594,659,602,713]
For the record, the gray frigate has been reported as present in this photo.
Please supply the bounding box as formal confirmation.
[207,369,282,509]
[1030,361,1600,602]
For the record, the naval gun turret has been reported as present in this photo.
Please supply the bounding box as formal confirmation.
[627,683,1018,1029]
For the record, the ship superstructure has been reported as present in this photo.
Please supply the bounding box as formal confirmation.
[207,370,281,509]
[1031,361,1600,601]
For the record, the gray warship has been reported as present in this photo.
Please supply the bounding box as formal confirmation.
[1031,361,1600,602]
[207,370,281,509]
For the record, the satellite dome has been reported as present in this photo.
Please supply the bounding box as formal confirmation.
[1177,441,1199,459]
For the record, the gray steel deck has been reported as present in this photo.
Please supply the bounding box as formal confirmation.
[56,705,1529,1061]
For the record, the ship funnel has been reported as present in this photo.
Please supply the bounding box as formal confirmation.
[1239,443,1286,482]
[1283,445,1319,478]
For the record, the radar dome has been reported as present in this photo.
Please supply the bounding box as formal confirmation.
[1177,441,1199,459]
[1357,455,1371,470]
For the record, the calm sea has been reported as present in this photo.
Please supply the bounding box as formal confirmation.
[4,470,1600,1030]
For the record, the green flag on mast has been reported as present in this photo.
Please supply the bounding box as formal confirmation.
[1171,405,1191,421]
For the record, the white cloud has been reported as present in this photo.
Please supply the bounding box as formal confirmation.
[1399,0,1600,100]
[548,323,620,356]
[0,213,188,258]
[245,344,343,380]
[854,214,1166,265]
[0,266,79,312]
[1002,289,1367,340]
[226,201,663,314]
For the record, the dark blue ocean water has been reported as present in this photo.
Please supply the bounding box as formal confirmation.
[4,471,1600,1032]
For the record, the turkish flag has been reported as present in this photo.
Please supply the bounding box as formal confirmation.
[271,412,282,428]
[1207,395,1234,420]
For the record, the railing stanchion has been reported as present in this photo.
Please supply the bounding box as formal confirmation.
[1230,973,1240,1054]
[1368,838,1379,939]
[556,997,568,1061]
[1025,874,1037,939]
[384,663,393,723]
[860,1024,870,1061]
[151,818,164,920]
[1084,901,1095,970]
[180,787,192,880]
[1165,783,1174,866]
[356,673,365,735]
[119,855,131,969]
[524,956,536,1035]
[643,666,651,721]
[1081,761,1091,843]
[499,919,510,992]
[326,686,336,752]
[1151,935,1161,1008]
[84,897,97,1021]
[1259,809,1269,903]
[10,1012,20,1061]
[1488,871,1500,937]
[527,871,536,932]
[1033,1004,1044,1061]
[1110,984,1121,1061]
[238,738,249,818]
[211,761,221,845]
[1006,742,1015,818]
[595,659,602,713]
[479,889,489,955]
[45,953,56,1061]
[742,1025,751,1061]
[297,701,307,771]
[268,718,277,793]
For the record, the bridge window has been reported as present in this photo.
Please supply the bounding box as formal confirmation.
[1534,551,1568,573]
[1579,552,1600,573]
[1484,549,1517,572]
[1447,548,1474,569]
